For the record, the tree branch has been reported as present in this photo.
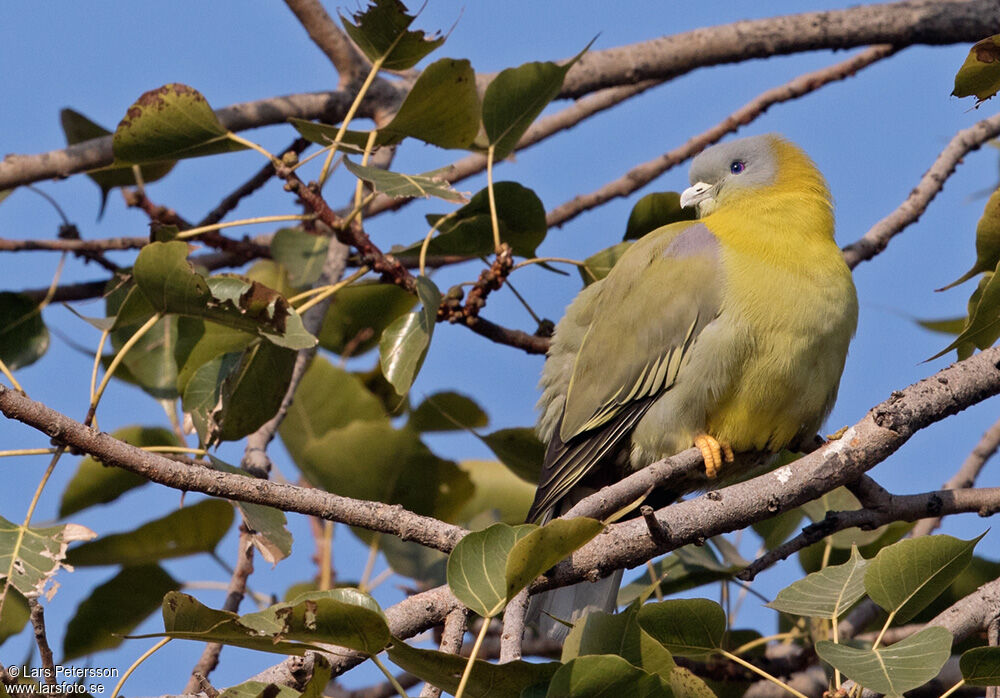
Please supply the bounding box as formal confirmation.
[5,0,997,192]
[843,111,1000,269]
[555,0,1000,98]
[911,416,1000,537]
[183,529,256,694]
[0,385,468,554]
[546,44,897,229]
[284,0,368,85]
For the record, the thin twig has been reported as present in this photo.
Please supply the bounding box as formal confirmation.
[198,138,312,228]
[284,0,368,85]
[28,598,56,686]
[420,608,467,697]
[546,45,896,229]
[843,110,1000,269]
[499,590,528,664]
[183,529,256,694]
[912,417,1000,537]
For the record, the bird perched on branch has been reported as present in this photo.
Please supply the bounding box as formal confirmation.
[528,133,858,637]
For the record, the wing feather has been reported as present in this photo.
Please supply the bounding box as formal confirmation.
[530,222,724,521]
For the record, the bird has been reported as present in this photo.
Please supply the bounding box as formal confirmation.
[527,133,858,638]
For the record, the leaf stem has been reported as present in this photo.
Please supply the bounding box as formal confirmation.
[486,145,501,253]
[174,214,315,240]
[719,649,809,698]
[111,637,171,698]
[89,313,163,424]
[293,266,370,314]
[455,618,491,698]
[0,448,58,457]
[0,357,25,394]
[226,133,279,165]
[937,678,966,698]
[318,56,386,188]
[871,609,896,650]
[371,655,410,698]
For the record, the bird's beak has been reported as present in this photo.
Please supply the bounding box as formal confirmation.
[680,181,714,212]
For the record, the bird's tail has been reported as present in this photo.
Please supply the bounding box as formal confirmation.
[526,568,624,640]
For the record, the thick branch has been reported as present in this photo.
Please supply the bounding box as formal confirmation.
[0,386,467,553]
[556,0,1000,98]
[284,0,367,85]
[843,110,1000,269]
[0,88,396,191]
[6,0,998,193]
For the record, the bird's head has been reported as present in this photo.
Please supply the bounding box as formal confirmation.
[680,134,828,218]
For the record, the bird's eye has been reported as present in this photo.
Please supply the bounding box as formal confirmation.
[730,160,746,175]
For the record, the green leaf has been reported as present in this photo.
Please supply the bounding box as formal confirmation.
[767,546,868,619]
[133,241,316,349]
[63,564,179,660]
[287,119,377,153]
[61,108,174,216]
[479,427,545,483]
[0,517,95,600]
[752,507,805,551]
[219,657,331,698]
[864,533,983,623]
[205,457,293,564]
[238,589,390,655]
[546,654,673,698]
[961,646,1000,685]
[0,588,29,644]
[343,159,466,202]
[60,426,180,516]
[932,266,1000,359]
[387,638,559,698]
[916,316,967,335]
[66,499,234,567]
[562,606,675,679]
[156,591,322,655]
[218,682,301,698]
[579,241,632,285]
[318,281,417,356]
[815,626,953,697]
[482,41,592,160]
[402,182,547,259]
[175,318,256,394]
[182,339,298,445]
[380,57,480,148]
[378,275,441,394]
[0,292,49,370]
[270,228,329,287]
[278,356,388,464]
[618,543,740,606]
[953,35,1000,104]
[446,522,535,617]
[339,0,445,71]
[636,598,725,658]
[298,422,473,530]
[624,192,696,241]
[505,518,603,600]
[939,188,1000,290]
[409,391,488,432]
[455,460,535,525]
[112,83,246,164]
[801,487,893,548]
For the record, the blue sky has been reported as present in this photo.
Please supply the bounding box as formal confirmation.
[2,1,999,693]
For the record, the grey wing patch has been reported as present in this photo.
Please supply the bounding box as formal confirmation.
[663,222,718,258]
[568,312,702,437]
[526,398,656,522]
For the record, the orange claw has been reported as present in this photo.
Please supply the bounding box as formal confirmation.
[694,434,735,479]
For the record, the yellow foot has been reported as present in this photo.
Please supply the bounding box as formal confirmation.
[694,434,735,479]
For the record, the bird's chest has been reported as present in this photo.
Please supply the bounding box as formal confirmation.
[709,247,854,450]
